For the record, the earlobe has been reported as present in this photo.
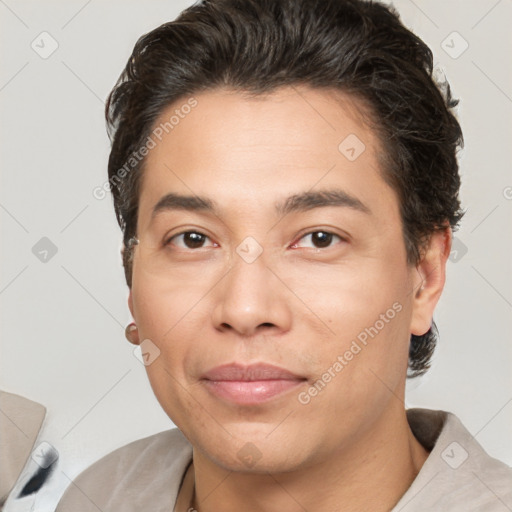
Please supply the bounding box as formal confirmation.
[410,227,452,336]
[125,322,140,345]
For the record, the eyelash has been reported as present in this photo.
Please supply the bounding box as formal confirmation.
[164,230,346,251]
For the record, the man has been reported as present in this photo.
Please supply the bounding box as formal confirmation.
[57,0,512,510]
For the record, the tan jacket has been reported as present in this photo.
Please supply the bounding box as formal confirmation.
[56,408,512,511]
[0,391,46,509]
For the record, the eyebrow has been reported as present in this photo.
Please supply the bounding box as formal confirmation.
[276,189,371,216]
[152,194,215,219]
[151,189,371,219]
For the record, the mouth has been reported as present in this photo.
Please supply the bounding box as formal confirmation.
[200,363,307,405]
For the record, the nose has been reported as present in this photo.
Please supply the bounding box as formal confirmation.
[211,252,292,337]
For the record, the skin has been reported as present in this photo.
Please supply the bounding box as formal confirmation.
[127,85,451,511]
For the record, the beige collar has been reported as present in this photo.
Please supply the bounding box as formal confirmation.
[173,460,195,512]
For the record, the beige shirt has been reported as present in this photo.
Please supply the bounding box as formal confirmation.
[0,391,46,508]
[56,408,512,511]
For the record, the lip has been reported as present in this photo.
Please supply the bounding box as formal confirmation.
[201,363,306,405]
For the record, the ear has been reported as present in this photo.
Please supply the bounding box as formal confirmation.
[125,290,141,345]
[410,227,452,336]
[128,288,135,318]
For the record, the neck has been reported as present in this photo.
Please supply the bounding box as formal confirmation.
[188,404,430,512]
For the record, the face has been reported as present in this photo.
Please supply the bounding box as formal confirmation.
[129,86,432,473]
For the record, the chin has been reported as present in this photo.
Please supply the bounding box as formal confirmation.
[207,446,302,474]
[192,425,312,474]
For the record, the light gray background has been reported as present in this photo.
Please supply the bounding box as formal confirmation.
[1,0,511,510]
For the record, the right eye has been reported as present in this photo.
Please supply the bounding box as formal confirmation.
[165,231,218,250]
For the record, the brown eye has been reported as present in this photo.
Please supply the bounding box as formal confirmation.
[292,231,344,249]
[166,231,215,249]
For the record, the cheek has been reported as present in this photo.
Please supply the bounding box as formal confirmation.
[144,359,212,435]
[283,253,413,393]
[130,272,204,388]
[131,273,212,427]
[290,265,412,440]
[282,253,410,334]
[131,266,211,340]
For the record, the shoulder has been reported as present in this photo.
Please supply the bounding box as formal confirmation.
[0,390,48,507]
[395,408,512,511]
[56,428,192,512]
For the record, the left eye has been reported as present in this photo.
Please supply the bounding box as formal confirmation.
[291,231,344,249]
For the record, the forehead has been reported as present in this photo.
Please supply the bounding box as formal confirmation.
[137,85,396,224]
[146,86,380,163]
